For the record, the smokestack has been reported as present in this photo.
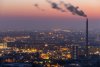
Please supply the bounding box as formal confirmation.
[86,18,88,58]
[46,0,88,58]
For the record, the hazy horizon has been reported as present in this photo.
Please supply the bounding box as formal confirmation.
[0,0,100,31]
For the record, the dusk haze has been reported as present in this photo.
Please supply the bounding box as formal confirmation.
[0,0,100,31]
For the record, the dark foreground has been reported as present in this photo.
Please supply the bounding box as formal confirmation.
[0,59,100,67]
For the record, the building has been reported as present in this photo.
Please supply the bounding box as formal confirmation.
[71,45,79,59]
[0,43,7,49]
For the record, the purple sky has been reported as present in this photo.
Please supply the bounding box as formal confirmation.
[0,16,99,31]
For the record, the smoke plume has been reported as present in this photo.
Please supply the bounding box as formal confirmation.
[63,3,87,17]
[46,0,87,17]
[34,0,87,17]
[46,0,66,12]
[34,4,45,11]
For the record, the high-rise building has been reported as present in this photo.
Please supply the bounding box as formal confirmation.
[71,45,79,59]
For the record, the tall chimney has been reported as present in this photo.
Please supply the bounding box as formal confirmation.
[86,18,88,58]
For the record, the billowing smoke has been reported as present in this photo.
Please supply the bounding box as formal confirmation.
[46,0,66,12]
[46,0,87,17]
[34,0,87,17]
[34,4,45,11]
[63,3,87,17]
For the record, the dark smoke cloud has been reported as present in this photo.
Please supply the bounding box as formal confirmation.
[34,4,39,8]
[34,4,45,11]
[46,0,66,12]
[34,0,87,17]
[63,3,87,17]
[46,0,87,17]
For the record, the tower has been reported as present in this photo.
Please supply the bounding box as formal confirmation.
[86,18,89,57]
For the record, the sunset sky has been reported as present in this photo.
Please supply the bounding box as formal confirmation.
[0,0,100,31]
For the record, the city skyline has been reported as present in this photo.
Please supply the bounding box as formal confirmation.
[0,0,100,31]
